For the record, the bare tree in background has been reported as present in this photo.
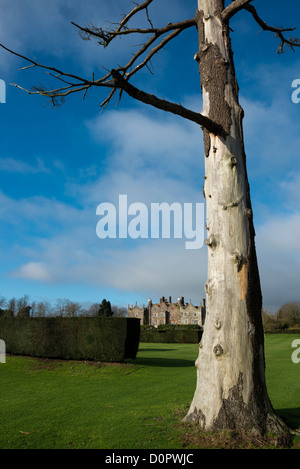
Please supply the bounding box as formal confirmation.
[35,300,53,317]
[277,302,300,329]
[84,302,101,317]
[1,0,300,442]
[0,296,6,309]
[112,305,127,318]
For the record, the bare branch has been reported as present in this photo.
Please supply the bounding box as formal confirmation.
[72,15,196,106]
[100,88,117,110]
[244,5,300,53]
[123,20,196,81]
[221,0,254,22]
[126,28,183,80]
[94,21,195,112]
[71,18,196,47]
[0,10,196,112]
[72,0,155,47]
[111,70,226,137]
[12,81,90,98]
[145,4,154,29]
[114,0,154,41]
[0,2,222,134]
[0,43,90,85]
[0,42,117,107]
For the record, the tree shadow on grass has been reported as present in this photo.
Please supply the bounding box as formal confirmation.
[276,407,300,432]
[137,348,177,352]
[131,356,195,368]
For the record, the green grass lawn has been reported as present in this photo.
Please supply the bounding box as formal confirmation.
[0,335,299,449]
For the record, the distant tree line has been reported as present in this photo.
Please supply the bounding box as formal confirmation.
[263,302,300,331]
[1,294,298,330]
[0,294,127,318]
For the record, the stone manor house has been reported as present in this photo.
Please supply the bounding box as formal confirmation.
[128,296,206,327]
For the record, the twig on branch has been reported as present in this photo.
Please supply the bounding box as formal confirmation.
[0,42,116,108]
[244,5,300,53]
[0,42,91,86]
[221,1,300,53]
[111,0,154,46]
[70,10,196,98]
[125,27,184,81]
[71,0,155,47]
[71,18,196,47]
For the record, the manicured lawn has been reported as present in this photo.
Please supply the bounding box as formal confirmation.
[0,335,299,449]
[264,334,300,431]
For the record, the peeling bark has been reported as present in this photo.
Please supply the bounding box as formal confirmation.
[184,0,290,441]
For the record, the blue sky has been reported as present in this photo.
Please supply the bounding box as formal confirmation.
[0,0,299,312]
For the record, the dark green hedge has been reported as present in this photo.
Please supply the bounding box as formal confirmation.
[265,329,300,334]
[0,317,140,362]
[140,325,203,343]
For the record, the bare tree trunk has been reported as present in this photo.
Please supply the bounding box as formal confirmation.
[185,0,289,440]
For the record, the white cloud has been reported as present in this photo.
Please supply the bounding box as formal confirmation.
[1,54,299,311]
[0,190,86,228]
[94,240,208,303]
[87,108,203,166]
[2,105,207,305]
[241,97,300,179]
[240,60,300,175]
[82,108,204,205]
[280,171,300,208]
[12,262,52,283]
[3,97,299,311]
[0,0,113,69]
[0,0,299,313]
[256,212,300,312]
[11,234,207,305]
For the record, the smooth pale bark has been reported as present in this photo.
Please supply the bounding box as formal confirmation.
[185,0,289,439]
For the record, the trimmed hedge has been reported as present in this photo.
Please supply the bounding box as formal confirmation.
[140,325,203,343]
[265,329,300,334]
[0,316,140,362]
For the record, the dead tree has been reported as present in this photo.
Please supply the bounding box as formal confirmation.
[1,0,299,442]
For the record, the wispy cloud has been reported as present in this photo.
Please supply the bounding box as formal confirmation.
[0,157,50,174]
